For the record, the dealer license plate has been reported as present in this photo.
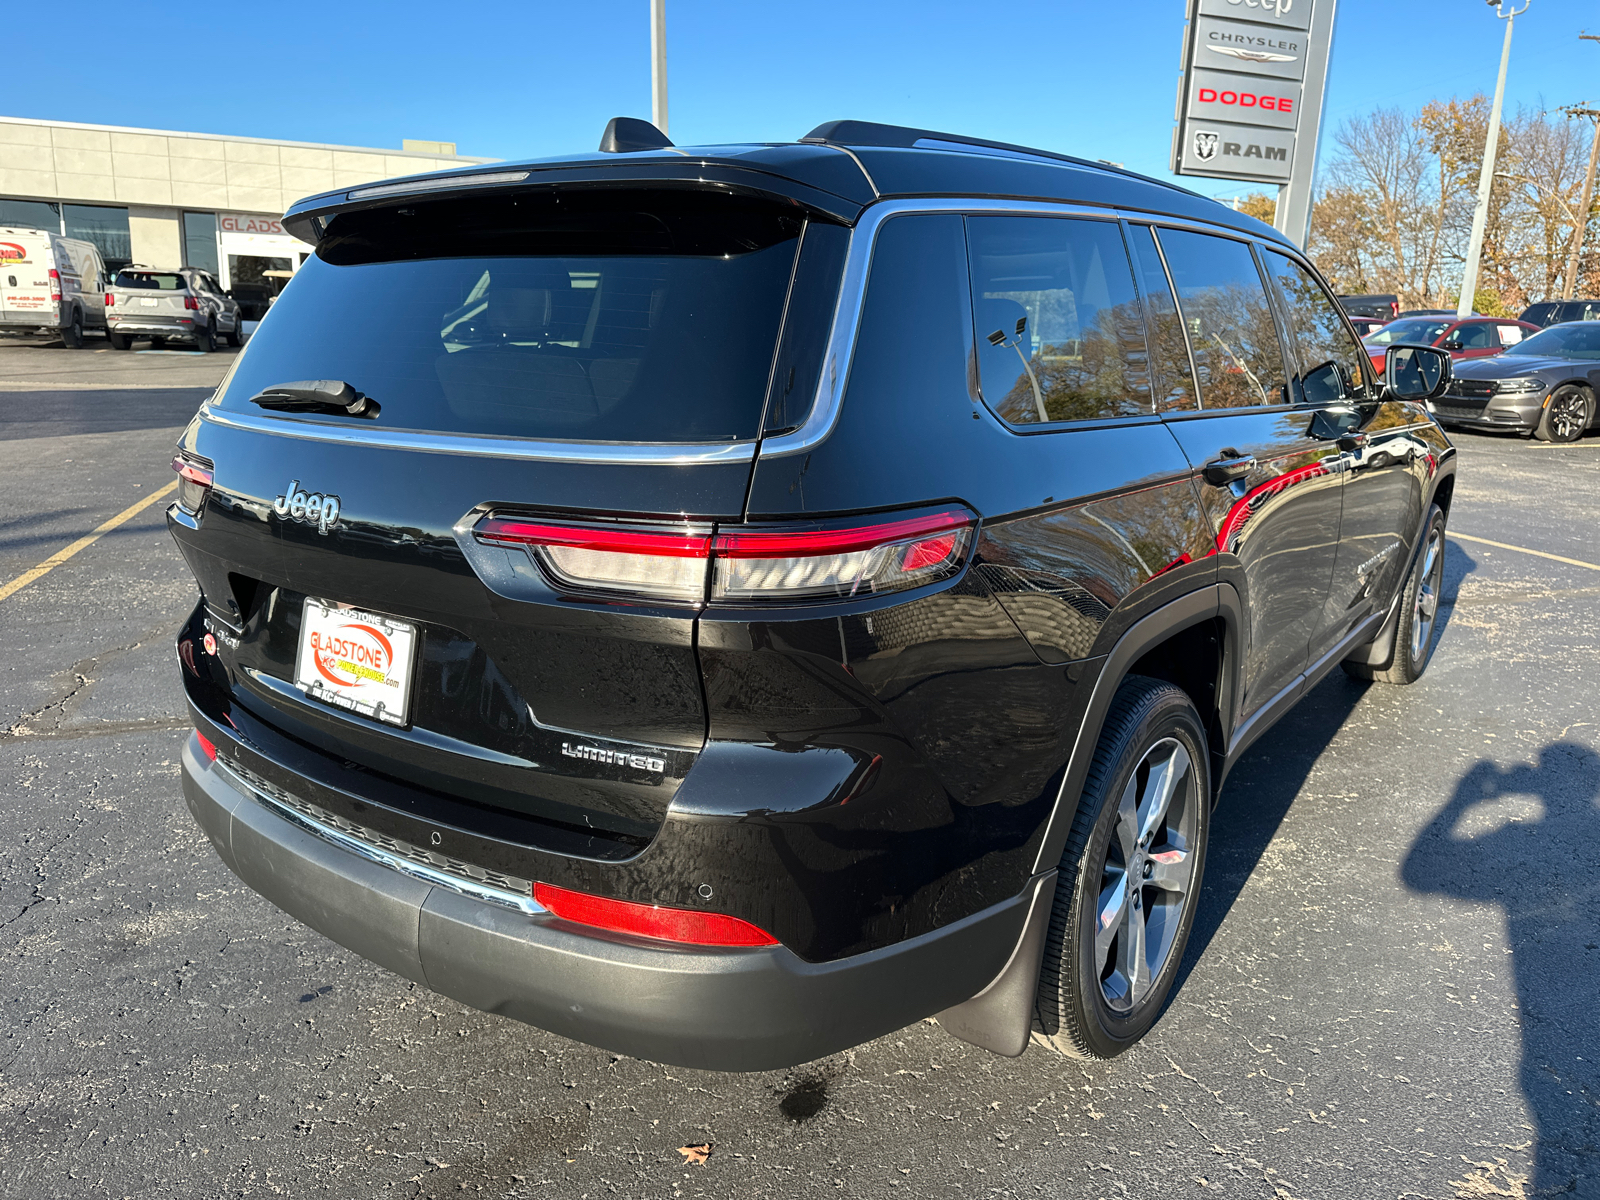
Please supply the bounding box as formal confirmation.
[293,599,417,726]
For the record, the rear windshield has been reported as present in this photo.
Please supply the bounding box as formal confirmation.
[1364,318,1449,346]
[215,190,808,443]
[116,271,186,290]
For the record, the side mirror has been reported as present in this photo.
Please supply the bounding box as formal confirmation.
[1441,339,1464,351]
[1385,344,1452,402]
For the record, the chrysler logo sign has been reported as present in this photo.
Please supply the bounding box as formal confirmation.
[1208,44,1298,64]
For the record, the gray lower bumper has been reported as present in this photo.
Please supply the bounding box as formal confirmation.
[181,734,1033,1071]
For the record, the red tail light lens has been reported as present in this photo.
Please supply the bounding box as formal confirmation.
[183,296,200,311]
[48,268,60,301]
[533,882,778,947]
[472,508,974,604]
[104,292,114,306]
[475,517,712,602]
[172,454,214,513]
[195,731,218,762]
[711,510,973,602]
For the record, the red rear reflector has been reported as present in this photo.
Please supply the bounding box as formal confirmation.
[196,731,218,761]
[532,882,778,947]
[183,296,200,310]
[104,292,114,306]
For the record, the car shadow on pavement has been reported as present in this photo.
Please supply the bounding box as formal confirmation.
[0,387,214,440]
[1401,743,1600,1196]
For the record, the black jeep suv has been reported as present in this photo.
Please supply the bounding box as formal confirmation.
[171,119,1457,1071]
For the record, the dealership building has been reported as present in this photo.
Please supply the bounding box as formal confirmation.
[0,115,492,300]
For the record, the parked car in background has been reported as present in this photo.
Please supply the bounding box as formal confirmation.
[1339,293,1398,321]
[1517,299,1600,328]
[172,117,1458,1072]
[1432,320,1600,441]
[106,267,242,351]
[1362,315,1537,376]
[1398,308,1460,318]
[0,225,107,347]
[1347,315,1389,338]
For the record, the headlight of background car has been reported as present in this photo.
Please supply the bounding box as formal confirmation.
[1495,377,1547,394]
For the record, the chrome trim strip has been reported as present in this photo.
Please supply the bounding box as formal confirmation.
[347,170,531,199]
[199,406,757,466]
[213,758,546,915]
[758,197,1253,461]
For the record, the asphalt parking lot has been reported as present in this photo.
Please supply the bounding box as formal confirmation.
[1,337,1597,1200]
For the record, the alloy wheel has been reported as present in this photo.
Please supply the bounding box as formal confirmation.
[1093,738,1200,1013]
[1550,391,1588,441]
[1409,521,1445,662]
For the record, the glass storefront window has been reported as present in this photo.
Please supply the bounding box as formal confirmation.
[183,211,219,275]
[63,204,131,273]
[0,199,62,232]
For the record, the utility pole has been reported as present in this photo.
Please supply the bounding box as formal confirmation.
[1559,36,1600,299]
[650,0,668,137]
[1458,0,1530,319]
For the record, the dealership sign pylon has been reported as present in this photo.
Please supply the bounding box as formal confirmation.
[1171,0,1338,247]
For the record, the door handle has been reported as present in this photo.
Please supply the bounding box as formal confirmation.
[1202,450,1256,487]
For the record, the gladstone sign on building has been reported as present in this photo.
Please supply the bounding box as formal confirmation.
[1172,0,1325,187]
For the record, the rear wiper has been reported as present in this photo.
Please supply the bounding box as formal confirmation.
[250,380,379,418]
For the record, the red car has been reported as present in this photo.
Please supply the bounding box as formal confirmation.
[1362,315,1540,376]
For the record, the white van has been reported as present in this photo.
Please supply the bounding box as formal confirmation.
[0,226,107,347]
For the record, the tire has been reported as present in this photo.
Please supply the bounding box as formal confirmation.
[1342,504,1446,685]
[1033,676,1210,1059]
[150,336,167,349]
[108,331,131,350]
[225,318,241,348]
[195,320,215,353]
[1534,384,1593,443]
[62,309,84,349]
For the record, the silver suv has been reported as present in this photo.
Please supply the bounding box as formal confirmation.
[106,266,242,352]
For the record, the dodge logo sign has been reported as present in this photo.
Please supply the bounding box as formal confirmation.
[1194,131,1219,163]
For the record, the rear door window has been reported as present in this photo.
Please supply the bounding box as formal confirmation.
[1126,224,1199,412]
[966,215,1151,424]
[1155,229,1289,409]
[1261,250,1370,405]
[216,189,809,444]
[1453,322,1497,349]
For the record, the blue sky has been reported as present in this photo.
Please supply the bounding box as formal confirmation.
[23,1,1599,201]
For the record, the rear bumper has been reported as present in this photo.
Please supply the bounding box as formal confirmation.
[181,732,1036,1071]
[108,317,196,335]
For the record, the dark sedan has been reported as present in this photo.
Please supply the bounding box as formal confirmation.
[1431,321,1600,442]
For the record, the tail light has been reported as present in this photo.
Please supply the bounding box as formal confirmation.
[172,453,214,514]
[195,731,218,762]
[473,508,974,605]
[104,292,114,306]
[183,296,200,311]
[1390,300,1399,317]
[533,882,778,947]
[48,268,60,302]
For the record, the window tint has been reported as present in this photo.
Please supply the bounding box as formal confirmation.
[1452,322,1496,350]
[1520,303,1554,326]
[1156,229,1287,409]
[1126,225,1198,412]
[967,216,1150,424]
[1262,250,1370,405]
[216,190,804,443]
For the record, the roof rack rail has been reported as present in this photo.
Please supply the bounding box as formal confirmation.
[799,120,1153,183]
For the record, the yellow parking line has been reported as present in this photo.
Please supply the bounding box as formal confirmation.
[0,481,178,605]
[1451,533,1600,573]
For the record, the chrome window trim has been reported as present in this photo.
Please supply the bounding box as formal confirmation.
[199,406,757,466]
[758,197,1289,460]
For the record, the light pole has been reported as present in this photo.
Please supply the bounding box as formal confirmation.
[1458,0,1530,320]
[651,0,668,137]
